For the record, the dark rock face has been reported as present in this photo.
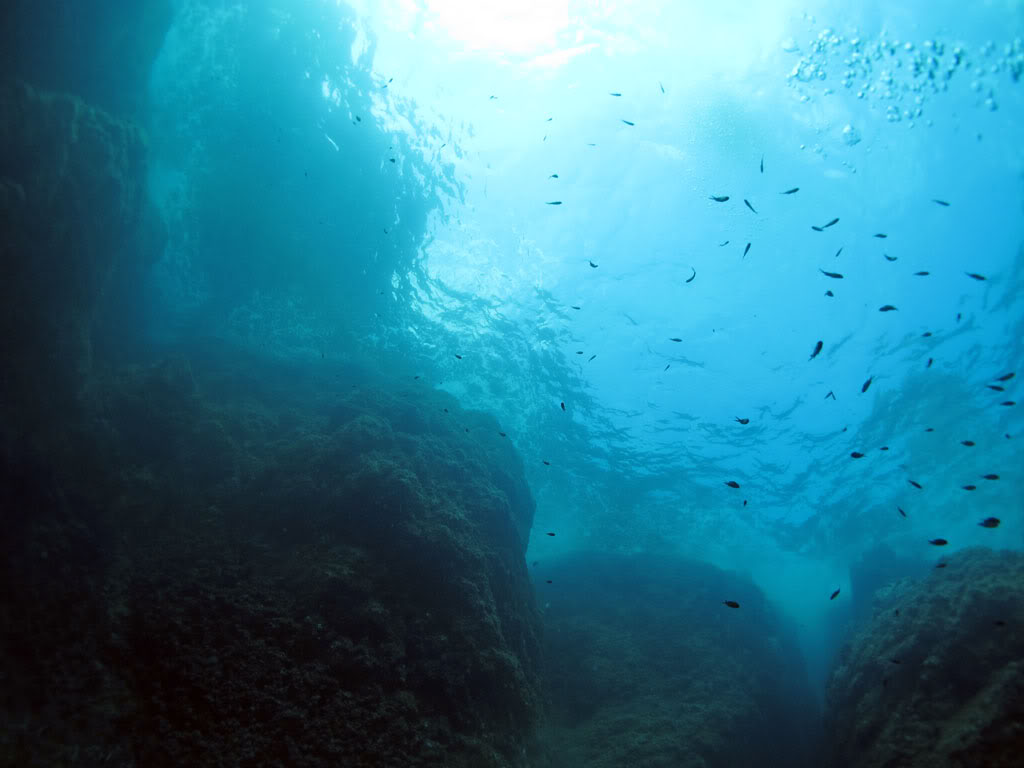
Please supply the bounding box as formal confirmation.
[825,548,1024,768]
[1,352,544,767]
[536,552,820,768]
[0,79,165,431]
[0,0,174,116]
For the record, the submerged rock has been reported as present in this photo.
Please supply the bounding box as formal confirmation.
[0,350,543,767]
[536,552,820,767]
[825,547,1024,768]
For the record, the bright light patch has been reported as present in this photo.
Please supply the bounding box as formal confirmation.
[423,0,570,56]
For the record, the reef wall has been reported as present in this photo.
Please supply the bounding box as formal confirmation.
[1,345,544,767]
[824,547,1024,768]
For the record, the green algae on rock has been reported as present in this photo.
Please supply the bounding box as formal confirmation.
[825,547,1024,768]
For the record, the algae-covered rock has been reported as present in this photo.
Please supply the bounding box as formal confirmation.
[0,348,543,767]
[536,552,819,767]
[0,80,165,432]
[825,547,1024,768]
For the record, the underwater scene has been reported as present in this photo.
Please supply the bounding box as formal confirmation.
[1,1,1022,766]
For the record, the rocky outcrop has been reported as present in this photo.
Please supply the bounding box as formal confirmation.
[0,79,165,432]
[0,347,543,767]
[825,547,1024,768]
[535,552,820,767]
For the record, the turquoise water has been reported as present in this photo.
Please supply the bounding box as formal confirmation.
[3,0,1022,763]
[148,0,1022,685]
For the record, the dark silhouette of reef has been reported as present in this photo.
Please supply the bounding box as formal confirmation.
[535,552,821,767]
[825,547,1024,768]
[0,56,542,765]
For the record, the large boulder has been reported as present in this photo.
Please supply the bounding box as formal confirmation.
[825,547,1024,767]
[536,552,820,767]
[0,350,544,767]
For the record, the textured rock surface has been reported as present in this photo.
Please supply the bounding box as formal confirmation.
[0,345,543,767]
[825,547,1024,768]
[0,79,165,431]
[535,552,820,768]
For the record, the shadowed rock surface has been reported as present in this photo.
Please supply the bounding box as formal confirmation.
[825,547,1024,768]
[535,552,820,768]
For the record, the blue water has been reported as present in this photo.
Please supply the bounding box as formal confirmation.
[6,0,1020,761]
[147,0,1022,689]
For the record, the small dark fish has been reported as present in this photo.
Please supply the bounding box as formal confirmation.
[546,532,556,536]
[725,481,740,489]
[825,290,834,297]
[914,271,930,276]
[809,341,823,361]
[669,337,682,343]
[389,158,396,163]
[811,226,824,232]
[744,199,758,214]
[851,452,865,459]
[862,376,873,393]
[709,195,730,202]
[743,242,751,258]
[546,117,553,122]
[621,119,635,126]
[922,332,932,337]
[542,460,550,465]
[962,485,977,491]
[560,402,566,411]
[880,446,889,451]
[995,372,1015,381]
[589,260,598,268]
[936,563,947,568]
[723,600,740,608]
[965,272,986,281]
[825,390,835,400]
[961,440,975,446]
[820,269,844,279]
[549,173,559,179]
[988,385,1005,391]
[874,233,888,239]
[718,240,730,246]
[994,620,1007,626]
[879,305,898,312]
[546,201,562,205]
[609,92,622,96]
[489,95,498,100]
[571,305,581,310]
[499,432,507,437]
[830,589,840,600]
[890,659,902,665]
[659,82,665,94]
[981,474,999,480]
[735,417,750,425]
[686,268,696,284]
[1001,401,1017,406]
[925,428,934,432]
[933,199,950,206]
[760,155,764,173]
[978,517,1000,528]
[884,254,898,262]
[929,538,948,546]
[834,248,843,258]
[588,355,597,362]
[898,507,907,518]
[743,500,747,506]
[909,480,923,489]
[781,187,799,195]
[455,354,463,360]
[823,218,839,228]
[545,579,553,584]
[576,351,583,355]
[957,313,962,322]
[926,358,933,368]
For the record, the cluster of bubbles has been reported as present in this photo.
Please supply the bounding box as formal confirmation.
[785,21,1024,126]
